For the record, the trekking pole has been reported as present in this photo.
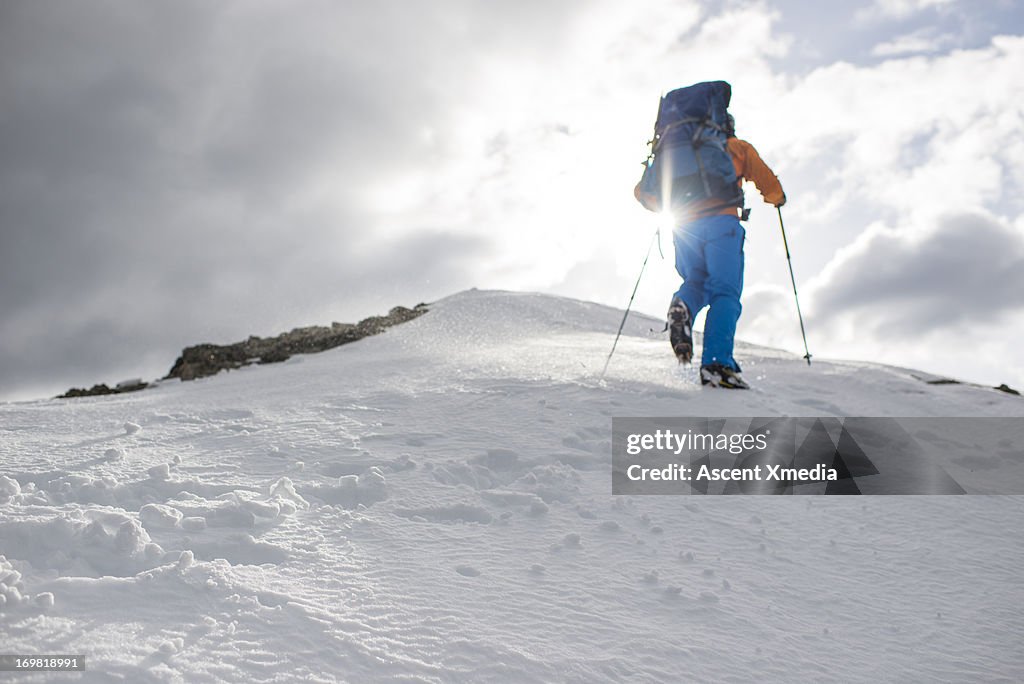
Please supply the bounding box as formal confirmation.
[776,206,812,365]
[601,227,662,379]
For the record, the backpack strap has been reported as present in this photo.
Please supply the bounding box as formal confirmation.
[653,117,729,153]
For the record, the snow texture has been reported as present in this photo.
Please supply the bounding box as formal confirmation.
[1,289,1022,682]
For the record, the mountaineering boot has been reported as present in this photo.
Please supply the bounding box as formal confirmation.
[700,363,750,390]
[668,298,693,364]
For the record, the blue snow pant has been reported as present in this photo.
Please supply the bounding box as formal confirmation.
[671,213,745,370]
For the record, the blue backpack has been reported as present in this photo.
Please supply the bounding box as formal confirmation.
[636,80,744,213]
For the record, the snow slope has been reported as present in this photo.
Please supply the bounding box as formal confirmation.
[1,289,1023,682]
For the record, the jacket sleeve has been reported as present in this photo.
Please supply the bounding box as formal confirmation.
[634,159,661,212]
[730,138,785,207]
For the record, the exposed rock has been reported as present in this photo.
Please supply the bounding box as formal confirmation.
[164,304,428,382]
[913,373,1020,398]
[58,302,428,398]
[59,384,116,398]
[59,381,149,399]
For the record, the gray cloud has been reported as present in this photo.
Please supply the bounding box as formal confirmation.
[0,0,573,398]
[810,212,1024,335]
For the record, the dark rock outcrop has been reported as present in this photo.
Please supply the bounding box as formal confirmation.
[59,379,148,399]
[57,303,428,398]
[164,304,428,381]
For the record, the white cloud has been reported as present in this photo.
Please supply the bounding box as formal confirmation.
[857,0,957,22]
[871,28,956,56]
[743,35,1024,228]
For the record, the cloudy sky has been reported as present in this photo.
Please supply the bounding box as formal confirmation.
[2,0,1023,401]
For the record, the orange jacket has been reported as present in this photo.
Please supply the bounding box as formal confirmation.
[725,137,785,210]
[633,137,785,218]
